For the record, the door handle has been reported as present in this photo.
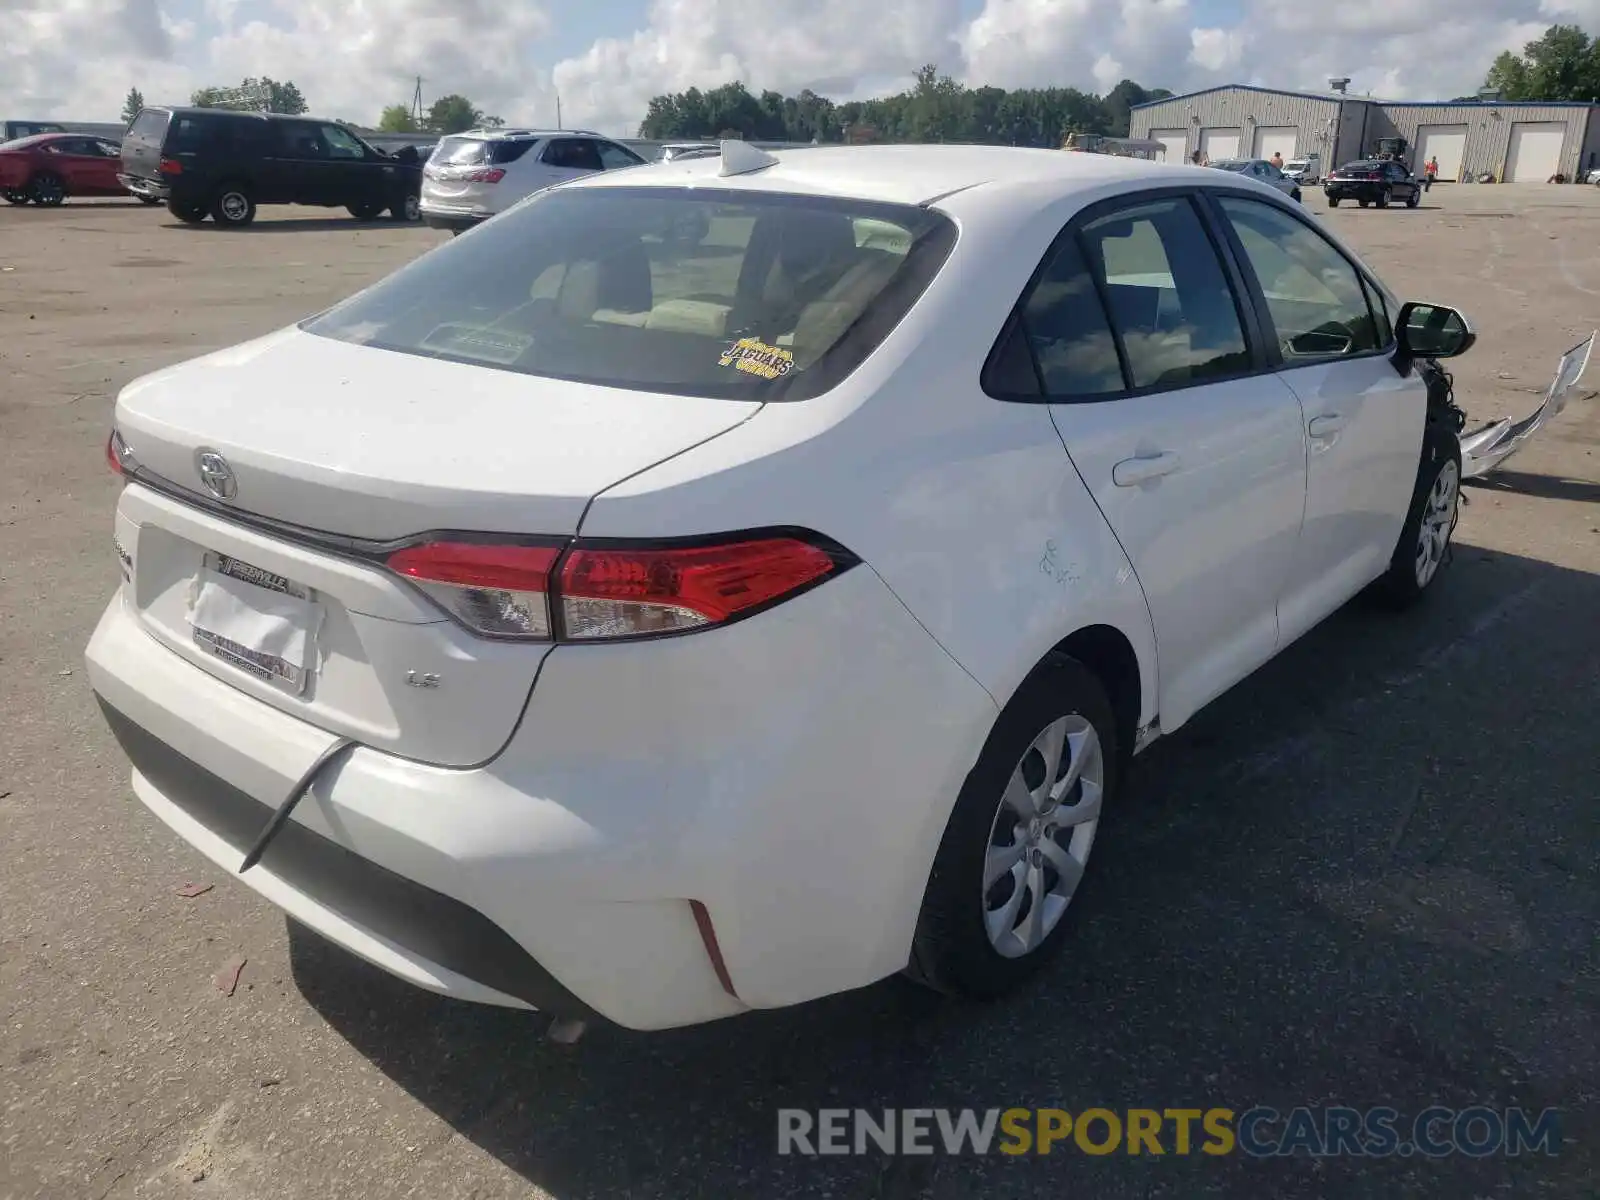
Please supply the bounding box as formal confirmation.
[1308,414,1347,437]
[1112,451,1182,487]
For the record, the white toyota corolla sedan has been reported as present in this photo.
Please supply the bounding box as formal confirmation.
[87,141,1474,1033]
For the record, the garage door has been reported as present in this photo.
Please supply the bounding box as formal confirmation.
[1200,127,1240,162]
[1414,124,1467,182]
[1150,127,1187,163]
[1252,126,1297,162]
[1505,121,1566,182]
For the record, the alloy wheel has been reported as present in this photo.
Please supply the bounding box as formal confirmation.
[1414,460,1459,588]
[982,713,1104,958]
[219,191,249,222]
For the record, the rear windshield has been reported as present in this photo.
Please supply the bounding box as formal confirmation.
[125,109,169,145]
[429,136,538,166]
[1339,161,1382,173]
[303,186,957,401]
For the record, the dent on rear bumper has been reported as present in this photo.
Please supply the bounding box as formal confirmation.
[85,565,996,1029]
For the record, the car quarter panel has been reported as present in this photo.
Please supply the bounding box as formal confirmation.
[576,177,1163,729]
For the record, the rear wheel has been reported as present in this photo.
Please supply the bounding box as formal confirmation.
[388,193,421,221]
[1291,188,1302,203]
[168,199,208,224]
[211,184,256,226]
[3,188,29,205]
[347,200,385,221]
[136,194,162,206]
[906,653,1118,999]
[1327,195,1340,208]
[30,172,66,206]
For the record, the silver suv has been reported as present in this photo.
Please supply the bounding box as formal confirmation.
[419,129,647,234]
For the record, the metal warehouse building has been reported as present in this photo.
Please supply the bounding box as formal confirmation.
[1130,84,1600,183]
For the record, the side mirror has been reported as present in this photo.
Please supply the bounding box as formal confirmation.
[1396,301,1475,359]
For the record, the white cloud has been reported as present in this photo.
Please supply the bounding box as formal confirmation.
[0,0,1586,135]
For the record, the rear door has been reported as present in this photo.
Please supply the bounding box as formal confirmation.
[1209,193,1424,644]
[1033,191,1309,729]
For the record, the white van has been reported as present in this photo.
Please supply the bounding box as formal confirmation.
[1282,153,1322,184]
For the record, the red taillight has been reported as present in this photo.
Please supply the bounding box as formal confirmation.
[384,533,848,641]
[463,167,506,183]
[106,429,129,477]
[158,157,182,176]
[558,537,840,639]
[386,541,559,638]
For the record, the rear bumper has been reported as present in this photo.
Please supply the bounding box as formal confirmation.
[1324,182,1387,200]
[421,209,488,234]
[118,173,169,201]
[85,560,995,1029]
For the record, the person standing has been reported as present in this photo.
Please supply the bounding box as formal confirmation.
[1424,156,1438,191]
[1270,150,1284,172]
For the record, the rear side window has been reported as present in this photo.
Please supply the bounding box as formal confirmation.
[597,141,645,170]
[543,138,604,170]
[167,116,216,153]
[1216,196,1381,361]
[488,139,538,165]
[1006,237,1124,398]
[1078,197,1250,390]
[303,187,957,402]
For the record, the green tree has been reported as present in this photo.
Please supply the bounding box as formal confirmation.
[424,94,501,134]
[377,104,419,132]
[1484,25,1600,101]
[121,87,145,125]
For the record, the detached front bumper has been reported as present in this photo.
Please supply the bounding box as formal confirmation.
[118,174,169,201]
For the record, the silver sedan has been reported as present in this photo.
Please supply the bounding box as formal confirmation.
[1208,158,1303,202]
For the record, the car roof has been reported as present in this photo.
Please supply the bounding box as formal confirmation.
[445,128,604,141]
[568,143,1208,207]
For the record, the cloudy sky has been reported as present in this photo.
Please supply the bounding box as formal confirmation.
[2,0,1596,135]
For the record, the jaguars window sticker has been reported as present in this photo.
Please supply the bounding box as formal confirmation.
[718,335,794,380]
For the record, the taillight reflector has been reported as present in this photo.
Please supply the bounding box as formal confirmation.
[384,533,848,642]
[159,157,183,176]
[106,429,130,477]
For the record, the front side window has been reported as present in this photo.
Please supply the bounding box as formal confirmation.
[1078,196,1250,390]
[597,141,645,170]
[1216,195,1381,361]
[543,138,603,171]
[304,186,956,401]
[321,125,367,158]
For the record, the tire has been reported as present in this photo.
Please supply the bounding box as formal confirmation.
[906,653,1119,999]
[1327,196,1340,208]
[168,199,208,224]
[136,194,162,206]
[347,201,385,221]
[1374,423,1462,608]
[388,193,421,221]
[210,184,256,226]
[1291,188,1302,203]
[30,172,66,206]
[1358,198,1371,208]
[3,188,29,205]
[1406,188,1420,208]
[1376,188,1391,209]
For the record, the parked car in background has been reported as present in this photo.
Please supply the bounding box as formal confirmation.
[1208,158,1302,201]
[0,132,141,205]
[88,143,1475,1033]
[1282,154,1321,185]
[2,119,66,141]
[1324,159,1421,208]
[657,142,719,162]
[119,107,424,227]
[419,129,648,234]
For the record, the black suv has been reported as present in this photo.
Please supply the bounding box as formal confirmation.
[1323,159,1421,209]
[119,107,423,227]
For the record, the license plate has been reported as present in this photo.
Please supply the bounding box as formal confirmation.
[189,552,321,697]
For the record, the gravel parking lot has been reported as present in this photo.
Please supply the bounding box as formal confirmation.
[2,186,1597,1200]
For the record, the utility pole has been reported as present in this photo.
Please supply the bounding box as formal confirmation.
[411,76,425,126]
[555,93,562,129]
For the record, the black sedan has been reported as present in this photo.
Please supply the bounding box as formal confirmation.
[1324,159,1421,208]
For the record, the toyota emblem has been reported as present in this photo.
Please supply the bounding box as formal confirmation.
[194,448,237,500]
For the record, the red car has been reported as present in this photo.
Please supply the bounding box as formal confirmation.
[0,132,153,206]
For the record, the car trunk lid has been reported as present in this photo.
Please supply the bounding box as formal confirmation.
[111,328,759,765]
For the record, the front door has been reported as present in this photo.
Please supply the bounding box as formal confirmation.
[539,137,604,187]
[318,123,390,210]
[1210,194,1425,644]
[1035,194,1308,730]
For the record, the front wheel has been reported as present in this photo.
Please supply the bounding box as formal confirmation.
[388,193,421,221]
[1374,425,1462,607]
[1376,188,1391,209]
[30,173,66,206]
[1406,188,1420,208]
[136,194,162,206]
[1292,188,1302,203]
[1358,198,1371,208]
[347,200,386,221]
[906,653,1118,999]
